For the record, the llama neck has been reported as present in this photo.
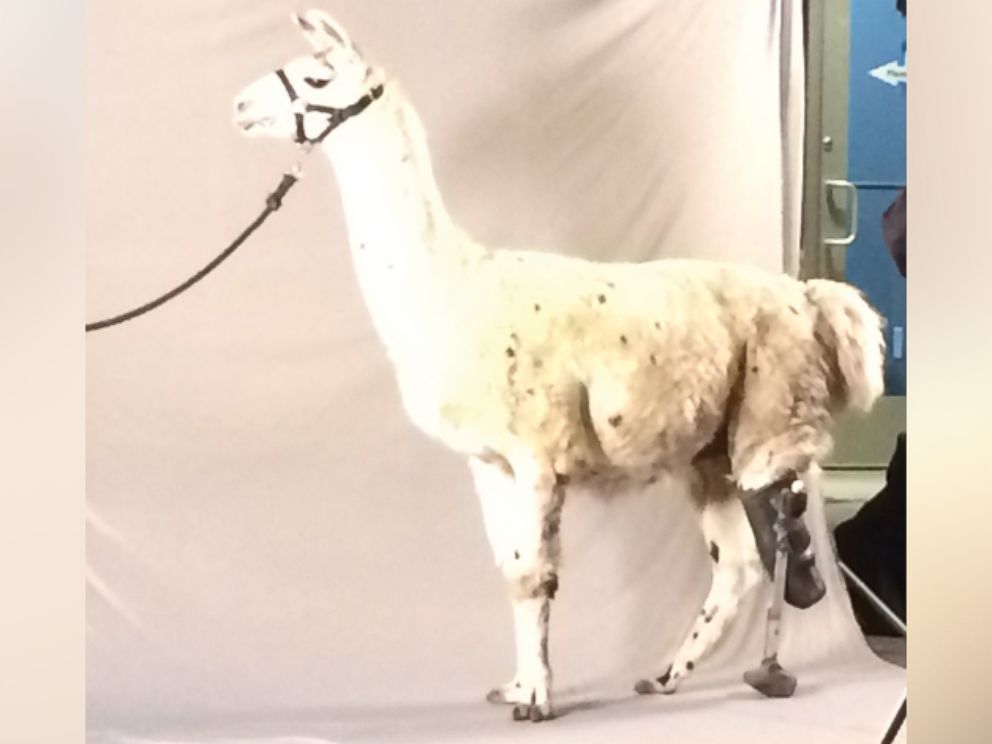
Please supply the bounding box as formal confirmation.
[320,85,476,357]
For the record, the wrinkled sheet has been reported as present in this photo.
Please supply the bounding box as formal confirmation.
[86,1,904,741]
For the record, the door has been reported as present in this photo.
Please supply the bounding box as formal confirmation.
[803,0,906,467]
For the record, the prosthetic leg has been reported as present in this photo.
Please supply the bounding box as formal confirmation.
[742,476,824,698]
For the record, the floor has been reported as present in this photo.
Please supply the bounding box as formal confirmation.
[821,468,907,668]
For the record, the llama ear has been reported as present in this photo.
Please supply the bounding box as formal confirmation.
[293,11,328,51]
[302,9,353,50]
[291,12,316,35]
[290,13,340,52]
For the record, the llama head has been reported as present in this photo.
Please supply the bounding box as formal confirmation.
[233,10,382,142]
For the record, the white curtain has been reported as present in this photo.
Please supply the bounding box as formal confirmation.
[86,2,901,742]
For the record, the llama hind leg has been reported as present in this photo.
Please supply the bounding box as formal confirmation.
[636,497,764,695]
[732,314,833,609]
[469,454,564,722]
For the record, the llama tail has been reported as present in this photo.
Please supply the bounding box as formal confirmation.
[804,279,886,413]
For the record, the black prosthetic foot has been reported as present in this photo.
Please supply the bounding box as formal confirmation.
[744,658,797,698]
[742,478,826,610]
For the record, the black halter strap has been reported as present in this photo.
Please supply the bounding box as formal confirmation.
[275,68,384,145]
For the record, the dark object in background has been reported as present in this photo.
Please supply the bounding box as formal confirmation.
[834,434,906,635]
[834,179,906,635]
[882,189,906,277]
[829,0,907,647]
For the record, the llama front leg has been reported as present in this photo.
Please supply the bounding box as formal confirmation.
[469,455,564,722]
[636,497,764,695]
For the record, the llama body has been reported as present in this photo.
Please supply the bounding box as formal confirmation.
[234,10,884,721]
[339,103,866,490]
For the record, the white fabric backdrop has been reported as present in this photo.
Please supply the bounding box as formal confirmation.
[86,1,903,742]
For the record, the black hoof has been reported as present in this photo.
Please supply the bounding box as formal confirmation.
[634,678,658,695]
[743,659,798,698]
[511,704,551,723]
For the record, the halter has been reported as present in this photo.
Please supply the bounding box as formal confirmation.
[274,68,384,146]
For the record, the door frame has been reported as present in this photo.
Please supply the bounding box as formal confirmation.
[801,0,905,468]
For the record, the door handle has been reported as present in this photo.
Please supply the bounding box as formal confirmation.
[824,179,859,246]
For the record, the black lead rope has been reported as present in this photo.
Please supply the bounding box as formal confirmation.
[85,81,384,333]
[84,172,299,332]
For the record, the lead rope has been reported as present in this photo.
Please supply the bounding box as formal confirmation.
[86,78,384,333]
[85,147,313,332]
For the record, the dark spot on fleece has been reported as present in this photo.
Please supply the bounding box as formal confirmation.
[751,366,759,374]
[609,414,623,427]
[654,322,661,330]
[543,516,561,540]
[534,304,541,312]
[789,305,799,315]
[543,573,559,599]
[620,335,628,345]
[686,661,695,671]
[526,388,535,396]
[657,665,673,686]
[514,551,520,560]
[650,354,658,365]
[709,541,720,563]
[506,348,516,358]
[598,294,607,304]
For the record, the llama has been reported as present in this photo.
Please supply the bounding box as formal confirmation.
[232,10,885,722]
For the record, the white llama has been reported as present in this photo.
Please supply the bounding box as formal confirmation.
[232,10,885,722]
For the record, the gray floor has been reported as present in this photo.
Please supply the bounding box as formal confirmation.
[88,470,907,744]
[867,636,906,669]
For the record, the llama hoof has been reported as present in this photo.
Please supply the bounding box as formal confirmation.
[634,678,659,695]
[634,665,679,695]
[511,701,553,723]
[490,680,552,720]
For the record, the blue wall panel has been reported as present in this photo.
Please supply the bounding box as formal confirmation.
[845,187,906,394]
[845,0,907,395]
[848,1,906,183]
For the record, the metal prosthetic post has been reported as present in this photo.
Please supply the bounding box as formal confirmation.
[743,481,803,698]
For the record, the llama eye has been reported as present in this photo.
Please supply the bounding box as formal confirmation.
[304,76,332,88]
